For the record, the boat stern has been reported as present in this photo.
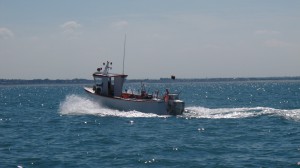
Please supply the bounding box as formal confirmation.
[166,94,185,115]
[168,100,185,115]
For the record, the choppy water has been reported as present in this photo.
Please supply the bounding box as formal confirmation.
[1,81,300,167]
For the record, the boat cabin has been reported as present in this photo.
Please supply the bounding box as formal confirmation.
[93,61,128,97]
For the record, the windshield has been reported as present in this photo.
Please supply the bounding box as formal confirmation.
[94,77,103,85]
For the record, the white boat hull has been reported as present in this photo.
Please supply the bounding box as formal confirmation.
[84,87,169,115]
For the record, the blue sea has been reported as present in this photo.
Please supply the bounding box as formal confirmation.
[1,80,300,167]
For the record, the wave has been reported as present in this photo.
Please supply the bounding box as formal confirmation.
[184,106,300,120]
[59,94,300,120]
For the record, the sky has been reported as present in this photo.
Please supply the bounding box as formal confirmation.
[0,0,300,79]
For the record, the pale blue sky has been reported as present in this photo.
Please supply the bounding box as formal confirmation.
[1,0,299,79]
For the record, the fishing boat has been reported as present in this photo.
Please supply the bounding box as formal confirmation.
[84,61,185,115]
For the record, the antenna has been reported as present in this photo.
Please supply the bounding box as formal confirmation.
[122,33,127,74]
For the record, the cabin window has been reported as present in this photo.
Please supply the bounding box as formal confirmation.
[110,77,115,86]
[108,77,115,96]
[94,77,103,86]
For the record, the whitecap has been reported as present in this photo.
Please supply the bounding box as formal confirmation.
[183,106,300,121]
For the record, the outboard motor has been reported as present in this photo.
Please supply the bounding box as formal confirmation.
[166,94,185,115]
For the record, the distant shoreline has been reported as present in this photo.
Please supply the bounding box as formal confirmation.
[1,77,300,85]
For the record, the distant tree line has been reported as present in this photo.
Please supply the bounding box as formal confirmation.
[1,76,300,85]
[0,79,93,85]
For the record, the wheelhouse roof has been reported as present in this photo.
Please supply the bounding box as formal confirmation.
[93,72,128,78]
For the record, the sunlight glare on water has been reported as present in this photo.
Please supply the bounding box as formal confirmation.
[1,81,300,167]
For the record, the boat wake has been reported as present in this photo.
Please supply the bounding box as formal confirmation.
[184,106,300,121]
[59,94,163,118]
[59,94,300,120]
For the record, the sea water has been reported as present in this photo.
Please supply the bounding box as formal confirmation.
[1,80,300,167]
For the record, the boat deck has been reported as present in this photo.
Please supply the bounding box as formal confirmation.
[84,87,163,103]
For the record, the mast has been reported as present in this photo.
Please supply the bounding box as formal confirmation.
[122,33,127,74]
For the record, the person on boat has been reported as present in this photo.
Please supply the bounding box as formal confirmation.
[141,90,146,97]
[164,89,169,102]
